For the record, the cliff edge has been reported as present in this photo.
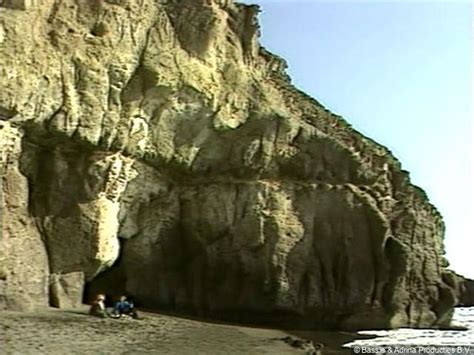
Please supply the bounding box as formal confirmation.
[0,0,458,330]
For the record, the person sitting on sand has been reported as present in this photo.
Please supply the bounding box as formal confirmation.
[113,295,138,319]
[89,294,108,318]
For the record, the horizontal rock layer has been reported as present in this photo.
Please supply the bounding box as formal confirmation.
[0,0,458,329]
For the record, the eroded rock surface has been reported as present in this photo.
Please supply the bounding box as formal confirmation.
[449,273,474,307]
[0,0,459,329]
[458,279,474,307]
[49,271,85,308]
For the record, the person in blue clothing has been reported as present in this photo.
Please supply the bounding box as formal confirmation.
[113,295,139,319]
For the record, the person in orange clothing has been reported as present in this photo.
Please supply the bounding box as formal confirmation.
[89,294,109,318]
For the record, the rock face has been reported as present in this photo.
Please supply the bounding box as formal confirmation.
[49,272,85,309]
[458,279,474,307]
[450,273,474,307]
[0,0,459,329]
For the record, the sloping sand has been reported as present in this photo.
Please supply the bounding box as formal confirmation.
[1,306,360,354]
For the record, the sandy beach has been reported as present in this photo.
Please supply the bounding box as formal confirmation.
[1,306,365,354]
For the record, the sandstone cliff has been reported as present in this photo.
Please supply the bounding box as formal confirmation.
[0,0,458,330]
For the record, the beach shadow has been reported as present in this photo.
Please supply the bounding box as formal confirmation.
[137,307,376,354]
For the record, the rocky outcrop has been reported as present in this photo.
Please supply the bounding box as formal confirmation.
[448,273,474,307]
[0,0,457,329]
[0,122,50,310]
[49,271,85,308]
[458,279,474,307]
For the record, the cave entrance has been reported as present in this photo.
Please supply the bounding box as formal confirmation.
[82,241,128,308]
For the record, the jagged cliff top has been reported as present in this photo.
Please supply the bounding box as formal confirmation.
[0,0,442,222]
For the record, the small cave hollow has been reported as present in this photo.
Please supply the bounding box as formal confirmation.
[83,240,129,308]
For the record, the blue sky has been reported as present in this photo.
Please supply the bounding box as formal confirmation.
[239,0,473,278]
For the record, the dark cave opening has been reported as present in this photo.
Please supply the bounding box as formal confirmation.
[82,239,128,308]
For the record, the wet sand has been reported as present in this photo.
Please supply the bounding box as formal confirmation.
[1,306,365,354]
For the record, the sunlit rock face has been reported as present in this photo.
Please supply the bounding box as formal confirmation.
[0,0,457,329]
